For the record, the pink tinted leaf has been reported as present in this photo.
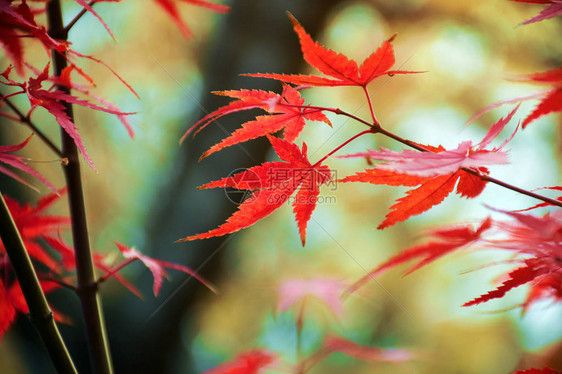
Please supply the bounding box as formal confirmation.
[115,242,215,296]
[463,260,548,306]
[324,335,415,363]
[522,87,562,128]
[519,1,562,24]
[477,104,520,149]
[277,278,346,316]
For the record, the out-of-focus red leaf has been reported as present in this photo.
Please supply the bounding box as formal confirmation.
[0,134,56,192]
[114,242,216,296]
[511,0,562,25]
[1,65,136,169]
[513,367,561,374]
[323,335,415,363]
[277,278,346,316]
[153,0,229,39]
[202,349,277,374]
[1,191,69,273]
[346,218,492,295]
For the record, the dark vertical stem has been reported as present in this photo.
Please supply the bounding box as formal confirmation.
[0,193,77,374]
[46,1,114,373]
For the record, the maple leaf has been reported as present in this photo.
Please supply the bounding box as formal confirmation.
[153,0,229,39]
[1,65,135,169]
[277,278,346,316]
[513,368,561,374]
[0,134,56,192]
[0,278,69,343]
[511,0,562,24]
[179,135,332,246]
[202,349,277,374]
[113,242,216,296]
[1,191,70,272]
[180,85,331,160]
[346,218,492,295]
[323,336,415,363]
[340,105,518,177]
[463,258,549,306]
[339,166,489,229]
[339,107,518,228]
[467,68,562,129]
[245,13,420,88]
[463,209,562,310]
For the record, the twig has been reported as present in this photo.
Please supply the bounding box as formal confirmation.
[0,193,77,374]
[47,1,114,373]
[1,93,64,158]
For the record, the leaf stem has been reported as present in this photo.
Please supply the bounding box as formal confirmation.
[47,1,114,373]
[0,193,77,374]
[0,93,64,158]
[63,0,99,34]
[362,85,379,126]
[313,129,372,167]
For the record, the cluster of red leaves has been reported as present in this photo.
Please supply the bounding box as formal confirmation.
[346,207,562,313]
[338,106,518,229]
[202,336,414,374]
[0,192,211,342]
[182,13,421,243]
[1,64,134,170]
[515,368,561,374]
[467,68,562,130]
[511,0,562,25]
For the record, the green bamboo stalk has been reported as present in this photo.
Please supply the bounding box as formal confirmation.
[46,1,114,372]
[0,193,77,374]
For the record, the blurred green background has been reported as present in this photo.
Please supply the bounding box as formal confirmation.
[1,0,561,373]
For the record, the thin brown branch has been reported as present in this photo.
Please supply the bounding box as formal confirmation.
[1,93,64,157]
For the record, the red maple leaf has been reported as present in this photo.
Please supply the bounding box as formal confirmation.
[179,135,332,246]
[0,134,55,192]
[338,107,518,228]
[153,0,229,39]
[1,191,70,272]
[108,242,216,297]
[511,0,562,24]
[521,68,562,128]
[339,165,489,229]
[245,13,420,88]
[180,85,331,159]
[346,218,492,295]
[463,258,549,306]
[202,349,277,374]
[464,209,562,310]
[0,278,69,343]
[1,64,135,169]
[0,0,67,74]
[513,367,561,374]
[467,68,562,129]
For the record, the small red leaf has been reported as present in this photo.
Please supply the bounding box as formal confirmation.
[115,242,215,296]
[202,349,277,374]
[463,259,547,306]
